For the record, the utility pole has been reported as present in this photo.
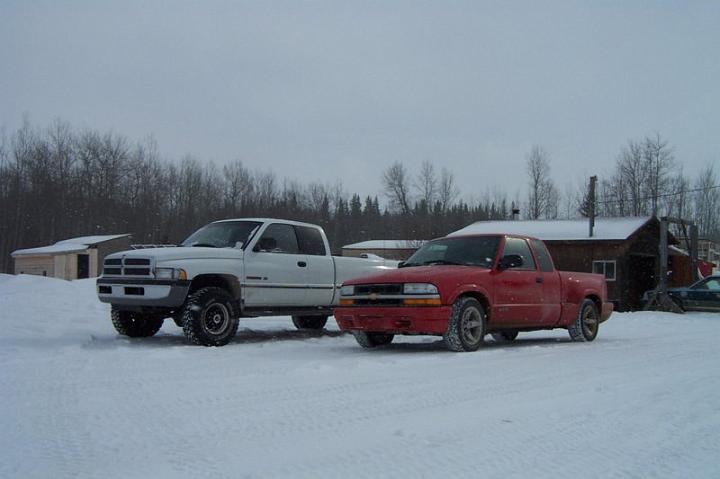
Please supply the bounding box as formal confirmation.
[588,175,597,238]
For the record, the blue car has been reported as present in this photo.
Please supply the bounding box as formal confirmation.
[658,275,720,312]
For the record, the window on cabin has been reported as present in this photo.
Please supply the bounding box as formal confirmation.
[593,260,616,281]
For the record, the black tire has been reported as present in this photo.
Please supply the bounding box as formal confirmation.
[182,287,239,346]
[568,299,599,342]
[353,332,394,348]
[291,315,328,330]
[172,314,185,328]
[111,308,164,338]
[444,297,486,352]
[672,298,685,312]
[491,330,519,342]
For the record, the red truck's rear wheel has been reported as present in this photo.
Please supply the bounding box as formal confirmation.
[569,299,599,342]
[444,297,486,352]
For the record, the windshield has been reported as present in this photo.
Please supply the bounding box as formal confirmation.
[181,221,261,248]
[402,236,500,268]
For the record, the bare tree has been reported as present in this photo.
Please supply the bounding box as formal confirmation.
[438,167,459,213]
[694,164,720,237]
[414,160,437,207]
[644,133,675,215]
[525,146,557,219]
[382,161,412,214]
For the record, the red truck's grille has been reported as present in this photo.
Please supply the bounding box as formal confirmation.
[355,284,403,295]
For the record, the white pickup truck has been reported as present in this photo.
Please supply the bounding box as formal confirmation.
[97,218,396,346]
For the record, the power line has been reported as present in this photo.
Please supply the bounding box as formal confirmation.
[597,184,720,205]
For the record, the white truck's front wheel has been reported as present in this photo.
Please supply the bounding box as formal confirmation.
[111,308,164,338]
[182,287,239,346]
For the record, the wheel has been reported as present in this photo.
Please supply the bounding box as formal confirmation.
[444,297,486,352]
[491,330,518,342]
[111,308,164,338]
[291,315,328,330]
[353,332,394,348]
[172,314,185,328]
[672,298,685,313]
[182,287,239,346]
[568,299,599,342]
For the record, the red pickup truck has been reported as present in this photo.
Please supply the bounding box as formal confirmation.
[334,234,613,352]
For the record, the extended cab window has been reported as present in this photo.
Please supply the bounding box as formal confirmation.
[501,238,536,270]
[255,224,299,254]
[530,239,555,272]
[295,226,327,256]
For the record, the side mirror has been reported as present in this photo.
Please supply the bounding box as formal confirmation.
[498,254,523,270]
[234,241,244,249]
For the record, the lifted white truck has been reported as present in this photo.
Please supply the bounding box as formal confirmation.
[97,218,396,346]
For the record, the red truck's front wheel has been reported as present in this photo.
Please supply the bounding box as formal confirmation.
[444,297,486,352]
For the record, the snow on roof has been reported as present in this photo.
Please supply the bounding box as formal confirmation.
[449,217,653,241]
[12,234,130,257]
[343,240,426,250]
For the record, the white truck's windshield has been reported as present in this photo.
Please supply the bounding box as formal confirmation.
[181,221,262,248]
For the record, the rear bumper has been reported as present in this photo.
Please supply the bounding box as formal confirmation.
[96,278,190,308]
[600,301,614,323]
[334,306,452,335]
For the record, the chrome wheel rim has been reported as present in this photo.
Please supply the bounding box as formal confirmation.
[582,305,598,338]
[461,306,483,344]
[202,303,230,335]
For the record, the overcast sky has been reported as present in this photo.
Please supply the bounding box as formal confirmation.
[1,1,718,202]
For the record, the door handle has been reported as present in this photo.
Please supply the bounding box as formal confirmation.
[297,261,307,268]
[535,277,543,284]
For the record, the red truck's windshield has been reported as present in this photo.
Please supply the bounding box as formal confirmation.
[402,236,501,268]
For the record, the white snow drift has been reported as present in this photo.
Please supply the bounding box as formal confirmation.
[1,274,718,478]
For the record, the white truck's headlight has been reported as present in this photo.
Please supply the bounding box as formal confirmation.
[340,285,355,296]
[403,283,438,295]
[155,268,186,280]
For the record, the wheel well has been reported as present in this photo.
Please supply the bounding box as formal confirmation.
[457,292,491,321]
[189,274,241,299]
[586,294,601,312]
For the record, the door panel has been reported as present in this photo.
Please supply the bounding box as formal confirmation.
[242,223,307,306]
[243,251,308,306]
[493,270,543,326]
[492,237,543,327]
[303,256,335,306]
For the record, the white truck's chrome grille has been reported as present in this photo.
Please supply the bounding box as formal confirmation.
[102,257,153,277]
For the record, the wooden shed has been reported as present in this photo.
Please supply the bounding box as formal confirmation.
[342,240,426,261]
[12,234,131,280]
[452,217,689,311]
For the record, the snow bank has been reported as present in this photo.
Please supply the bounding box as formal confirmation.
[1,274,719,478]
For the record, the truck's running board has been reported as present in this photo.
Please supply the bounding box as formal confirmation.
[241,307,333,317]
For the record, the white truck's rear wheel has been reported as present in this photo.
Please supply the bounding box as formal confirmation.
[291,315,328,330]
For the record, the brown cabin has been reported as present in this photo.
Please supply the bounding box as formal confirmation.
[452,217,691,311]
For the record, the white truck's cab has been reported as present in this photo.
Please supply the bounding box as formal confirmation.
[97,218,396,346]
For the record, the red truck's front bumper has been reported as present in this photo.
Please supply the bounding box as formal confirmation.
[334,306,452,335]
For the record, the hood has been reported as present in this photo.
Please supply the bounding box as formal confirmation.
[106,247,243,263]
[344,265,487,285]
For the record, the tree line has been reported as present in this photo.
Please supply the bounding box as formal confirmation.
[1,120,718,274]
[0,120,511,273]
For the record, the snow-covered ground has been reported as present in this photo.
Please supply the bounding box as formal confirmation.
[1,274,719,478]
